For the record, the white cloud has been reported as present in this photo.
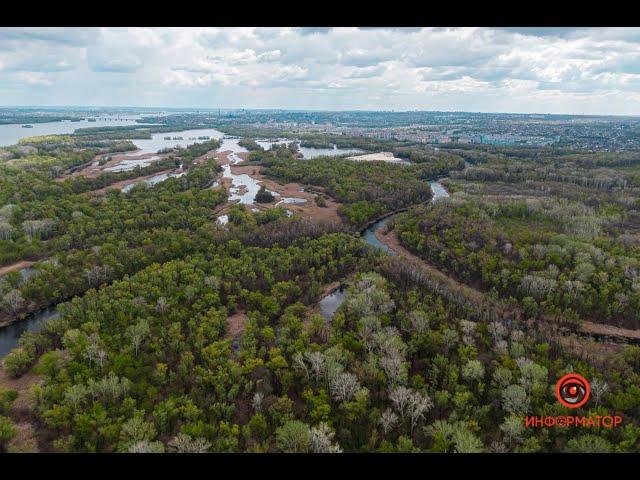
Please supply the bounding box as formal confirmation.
[1,27,640,114]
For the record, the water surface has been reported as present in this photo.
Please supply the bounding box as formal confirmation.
[319,285,346,320]
[361,180,449,254]
[124,128,226,156]
[121,171,186,192]
[298,144,364,159]
[0,115,147,147]
[105,156,162,172]
[0,307,59,358]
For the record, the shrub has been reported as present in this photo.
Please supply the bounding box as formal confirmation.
[255,185,275,204]
[2,348,35,378]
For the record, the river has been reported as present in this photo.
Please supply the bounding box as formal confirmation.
[2,117,361,162]
[0,307,59,357]
[255,138,364,159]
[360,180,450,255]
[0,162,449,356]
[319,285,347,320]
[0,115,148,147]
[317,180,450,318]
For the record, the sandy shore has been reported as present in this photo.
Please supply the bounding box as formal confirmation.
[346,151,405,163]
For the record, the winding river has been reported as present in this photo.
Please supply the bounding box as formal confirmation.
[0,175,450,357]
[318,179,451,318]
[361,180,450,255]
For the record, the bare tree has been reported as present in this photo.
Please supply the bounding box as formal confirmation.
[379,409,399,435]
[305,351,326,385]
[380,354,408,389]
[87,372,130,404]
[22,219,55,240]
[345,273,395,318]
[168,433,211,453]
[96,348,107,369]
[516,358,548,393]
[310,423,342,453]
[389,386,412,418]
[252,392,264,413]
[489,441,508,453]
[0,222,14,241]
[488,321,507,344]
[204,275,220,290]
[357,316,381,354]
[407,391,433,435]
[461,320,477,346]
[3,289,25,318]
[155,297,169,314]
[127,319,150,357]
[408,310,430,334]
[128,441,165,453]
[85,265,113,288]
[590,378,609,406]
[330,372,360,402]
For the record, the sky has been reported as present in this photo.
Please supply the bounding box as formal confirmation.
[1,27,640,115]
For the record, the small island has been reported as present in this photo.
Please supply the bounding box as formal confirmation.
[254,184,275,203]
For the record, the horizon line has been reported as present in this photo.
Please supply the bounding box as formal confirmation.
[1,105,639,118]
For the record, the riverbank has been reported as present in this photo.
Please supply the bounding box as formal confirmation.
[86,169,176,195]
[0,261,34,277]
[375,227,486,305]
[373,226,640,346]
[0,366,41,452]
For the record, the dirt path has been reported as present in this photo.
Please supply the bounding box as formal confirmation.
[582,321,640,341]
[375,228,486,305]
[0,261,34,277]
[0,367,41,452]
[375,228,640,345]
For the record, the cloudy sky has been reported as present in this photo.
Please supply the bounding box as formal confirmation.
[1,27,640,114]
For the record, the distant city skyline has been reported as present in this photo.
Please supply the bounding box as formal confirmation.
[2,106,639,118]
[2,27,640,115]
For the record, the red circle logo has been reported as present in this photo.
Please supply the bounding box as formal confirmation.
[555,373,590,409]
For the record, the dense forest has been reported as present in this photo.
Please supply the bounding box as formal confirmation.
[0,120,639,453]
[392,145,640,330]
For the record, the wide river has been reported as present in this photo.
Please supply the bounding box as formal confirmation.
[0,115,148,147]
[1,118,363,161]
